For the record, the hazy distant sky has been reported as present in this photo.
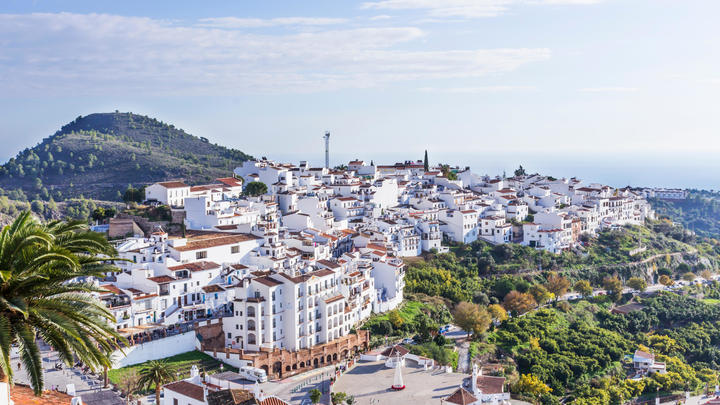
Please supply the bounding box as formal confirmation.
[2,0,720,182]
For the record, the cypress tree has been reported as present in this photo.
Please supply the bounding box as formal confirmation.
[423,150,429,172]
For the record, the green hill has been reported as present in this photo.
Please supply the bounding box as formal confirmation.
[0,112,253,201]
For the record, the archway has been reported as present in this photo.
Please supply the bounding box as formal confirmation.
[332,353,338,361]
[326,355,332,363]
[292,364,297,370]
[313,358,319,368]
[248,333,256,345]
[261,365,269,376]
[286,365,291,372]
[273,362,282,378]
[300,361,305,368]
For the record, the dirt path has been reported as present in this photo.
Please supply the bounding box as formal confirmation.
[456,340,470,374]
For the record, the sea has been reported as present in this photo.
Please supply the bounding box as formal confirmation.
[265,151,720,191]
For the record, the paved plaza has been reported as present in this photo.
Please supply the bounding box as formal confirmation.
[332,361,467,405]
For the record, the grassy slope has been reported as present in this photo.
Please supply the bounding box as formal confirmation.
[107,351,237,389]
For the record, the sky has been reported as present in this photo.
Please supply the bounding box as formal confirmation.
[1,0,720,188]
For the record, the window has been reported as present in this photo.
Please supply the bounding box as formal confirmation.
[173,399,178,405]
[196,251,207,260]
[231,246,240,254]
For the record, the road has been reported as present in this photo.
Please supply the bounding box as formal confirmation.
[11,340,123,403]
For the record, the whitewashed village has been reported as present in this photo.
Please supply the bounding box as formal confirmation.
[86,151,661,405]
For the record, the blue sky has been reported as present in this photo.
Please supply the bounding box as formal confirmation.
[2,1,720,187]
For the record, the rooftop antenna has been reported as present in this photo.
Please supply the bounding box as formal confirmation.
[323,131,330,169]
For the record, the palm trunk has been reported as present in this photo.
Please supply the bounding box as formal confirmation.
[104,366,109,388]
[156,386,161,405]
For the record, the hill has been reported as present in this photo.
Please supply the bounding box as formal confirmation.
[0,112,253,201]
[649,191,720,238]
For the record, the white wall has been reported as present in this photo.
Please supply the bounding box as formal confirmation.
[111,331,196,368]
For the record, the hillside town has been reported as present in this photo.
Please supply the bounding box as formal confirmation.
[94,157,657,368]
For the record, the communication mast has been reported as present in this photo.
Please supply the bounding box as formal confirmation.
[323,131,330,169]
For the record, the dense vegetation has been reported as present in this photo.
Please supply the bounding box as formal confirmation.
[488,295,720,404]
[406,220,717,304]
[650,191,720,238]
[0,112,252,201]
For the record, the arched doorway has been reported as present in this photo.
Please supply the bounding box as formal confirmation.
[261,365,269,376]
[332,353,338,361]
[273,362,282,378]
[286,365,291,372]
[326,355,332,363]
[300,361,305,368]
[313,358,319,368]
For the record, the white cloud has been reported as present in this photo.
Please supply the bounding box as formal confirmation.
[0,13,551,96]
[578,87,639,92]
[361,0,513,18]
[361,0,604,18]
[196,17,348,29]
[370,14,393,20]
[418,85,536,93]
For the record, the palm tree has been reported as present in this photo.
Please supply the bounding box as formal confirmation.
[0,212,124,396]
[137,360,178,404]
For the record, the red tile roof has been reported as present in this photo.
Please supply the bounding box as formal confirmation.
[158,181,189,189]
[476,375,506,394]
[164,380,205,402]
[148,275,175,284]
[169,261,221,272]
[10,384,73,404]
[444,387,478,405]
[380,345,409,357]
[173,232,261,252]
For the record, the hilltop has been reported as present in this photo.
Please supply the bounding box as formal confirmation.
[0,112,252,201]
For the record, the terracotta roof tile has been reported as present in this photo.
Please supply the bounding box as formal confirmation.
[444,387,478,405]
[10,384,73,404]
[164,380,205,402]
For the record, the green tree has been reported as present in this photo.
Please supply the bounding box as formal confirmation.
[244,181,268,197]
[0,212,123,395]
[603,276,624,302]
[627,277,647,292]
[309,388,322,404]
[545,272,570,301]
[387,309,404,329]
[529,284,553,305]
[574,280,593,297]
[137,360,178,405]
[682,272,696,283]
[512,374,552,399]
[453,301,491,337]
[514,165,527,177]
[659,274,674,286]
[423,150,429,172]
[487,304,508,323]
[503,291,537,315]
[330,391,347,405]
[92,207,106,222]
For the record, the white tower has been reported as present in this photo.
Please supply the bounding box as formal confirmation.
[324,131,330,169]
[391,353,405,390]
[472,363,479,396]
